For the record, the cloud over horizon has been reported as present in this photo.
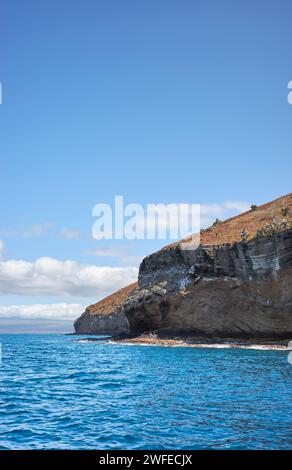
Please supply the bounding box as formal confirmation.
[0,257,138,298]
[0,303,84,320]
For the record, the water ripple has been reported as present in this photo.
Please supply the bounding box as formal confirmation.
[0,334,291,449]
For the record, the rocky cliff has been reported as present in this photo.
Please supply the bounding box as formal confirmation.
[124,229,292,338]
[74,193,292,339]
[74,283,137,334]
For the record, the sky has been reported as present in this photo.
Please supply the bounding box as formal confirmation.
[0,0,292,332]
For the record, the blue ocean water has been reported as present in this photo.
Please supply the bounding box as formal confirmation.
[0,334,291,450]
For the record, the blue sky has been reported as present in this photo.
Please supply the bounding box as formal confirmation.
[0,0,291,330]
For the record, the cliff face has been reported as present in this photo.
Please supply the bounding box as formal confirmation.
[74,308,129,335]
[123,229,292,338]
[74,193,292,339]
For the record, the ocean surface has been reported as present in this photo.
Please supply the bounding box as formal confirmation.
[0,334,291,450]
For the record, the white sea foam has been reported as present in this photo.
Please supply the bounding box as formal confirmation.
[108,341,289,350]
[76,338,289,350]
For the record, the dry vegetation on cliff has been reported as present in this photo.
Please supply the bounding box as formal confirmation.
[174,192,292,248]
[85,282,138,316]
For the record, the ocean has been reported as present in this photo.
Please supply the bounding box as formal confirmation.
[0,334,291,450]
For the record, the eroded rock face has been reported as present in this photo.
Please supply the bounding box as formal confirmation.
[123,229,292,338]
[74,307,129,335]
[139,229,292,281]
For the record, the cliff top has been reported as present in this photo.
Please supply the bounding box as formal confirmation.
[168,192,292,249]
[86,282,138,316]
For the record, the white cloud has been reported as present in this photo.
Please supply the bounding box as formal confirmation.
[54,228,81,240]
[0,303,84,320]
[88,246,123,257]
[0,257,138,297]
[91,200,249,243]
[0,223,82,240]
[22,222,54,237]
[0,222,53,238]
[142,201,249,235]
[200,200,250,228]
[109,200,250,237]
[200,201,250,217]
[86,244,143,266]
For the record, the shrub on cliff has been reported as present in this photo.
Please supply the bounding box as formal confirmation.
[212,218,222,227]
[281,206,289,216]
[255,217,289,239]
